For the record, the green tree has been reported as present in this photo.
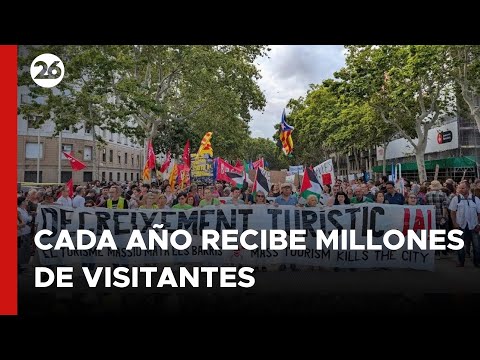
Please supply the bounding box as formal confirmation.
[18,45,268,174]
[286,80,393,175]
[111,45,267,143]
[243,137,289,170]
[448,45,480,131]
[339,45,454,183]
[18,45,128,180]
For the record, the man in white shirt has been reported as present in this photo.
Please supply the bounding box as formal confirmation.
[449,181,480,267]
[55,187,73,207]
[72,187,85,208]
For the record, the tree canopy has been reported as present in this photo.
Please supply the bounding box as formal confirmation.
[18,45,269,162]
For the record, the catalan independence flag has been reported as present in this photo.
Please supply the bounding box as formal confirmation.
[279,109,294,155]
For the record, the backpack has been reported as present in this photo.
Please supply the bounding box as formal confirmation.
[456,194,478,207]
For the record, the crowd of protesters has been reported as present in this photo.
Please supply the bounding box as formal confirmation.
[17,175,480,272]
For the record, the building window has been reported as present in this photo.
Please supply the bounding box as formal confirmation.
[25,143,43,159]
[125,152,128,164]
[102,149,106,162]
[131,155,134,166]
[109,150,113,162]
[83,172,93,182]
[61,144,73,159]
[124,173,127,181]
[101,171,106,181]
[61,171,72,183]
[117,172,120,181]
[118,154,121,164]
[26,115,41,129]
[24,171,42,182]
[85,123,92,134]
[136,173,139,181]
[137,155,140,167]
[131,172,133,181]
[109,172,113,181]
[84,146,92,161]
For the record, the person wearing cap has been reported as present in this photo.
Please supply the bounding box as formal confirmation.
[274,183,297,206]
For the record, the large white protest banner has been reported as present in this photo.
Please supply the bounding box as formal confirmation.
[35,204,435,270]
[314,159,335,186]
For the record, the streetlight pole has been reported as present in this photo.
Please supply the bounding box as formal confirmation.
[36,126,40,183]
[58,130,62,183]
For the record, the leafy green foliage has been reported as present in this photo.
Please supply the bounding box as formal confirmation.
[243,137,289,170]
[18,45,268,160]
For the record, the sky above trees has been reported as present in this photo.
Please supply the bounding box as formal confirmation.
[250,45,346,139]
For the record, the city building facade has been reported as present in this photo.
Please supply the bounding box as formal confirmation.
[18,114,145,185]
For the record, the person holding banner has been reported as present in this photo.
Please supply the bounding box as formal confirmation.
[253,190,268,205]
[106,186,128,209]
[139,192,158,209]
[350,187,373,204]
[334,191,350,205]
[385,181,405,205]
[305,195,319,207]
[172,193,193,210]
[157,194,170,209]
[199,187,221,207]
[274,183,297,206]
[374,191,387,204]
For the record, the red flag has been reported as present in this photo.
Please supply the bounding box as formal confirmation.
[216,157,243,183]
[159,151,171,173]
[253,158,264,170]
[234,159,244,172]
[147,140,156,169]
[321,173,332,185]
[63,152,86,171]
[182,139,190,168]
[66,178,74,198]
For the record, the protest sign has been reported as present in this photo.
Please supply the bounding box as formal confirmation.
[36,204,435,270]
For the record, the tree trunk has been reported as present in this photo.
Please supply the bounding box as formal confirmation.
[459,83,480,132]
[87,104,97,181]
[415,123,429,183]
[346,153,351,178]
[335,152,340,176]
[416,151,427,184]
[92,127,97,181]
[353,148,360,173]
[382,141,389,176]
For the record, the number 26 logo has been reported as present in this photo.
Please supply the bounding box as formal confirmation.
[30,53,65,88]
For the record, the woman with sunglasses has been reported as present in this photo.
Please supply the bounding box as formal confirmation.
[254,190,268,205]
